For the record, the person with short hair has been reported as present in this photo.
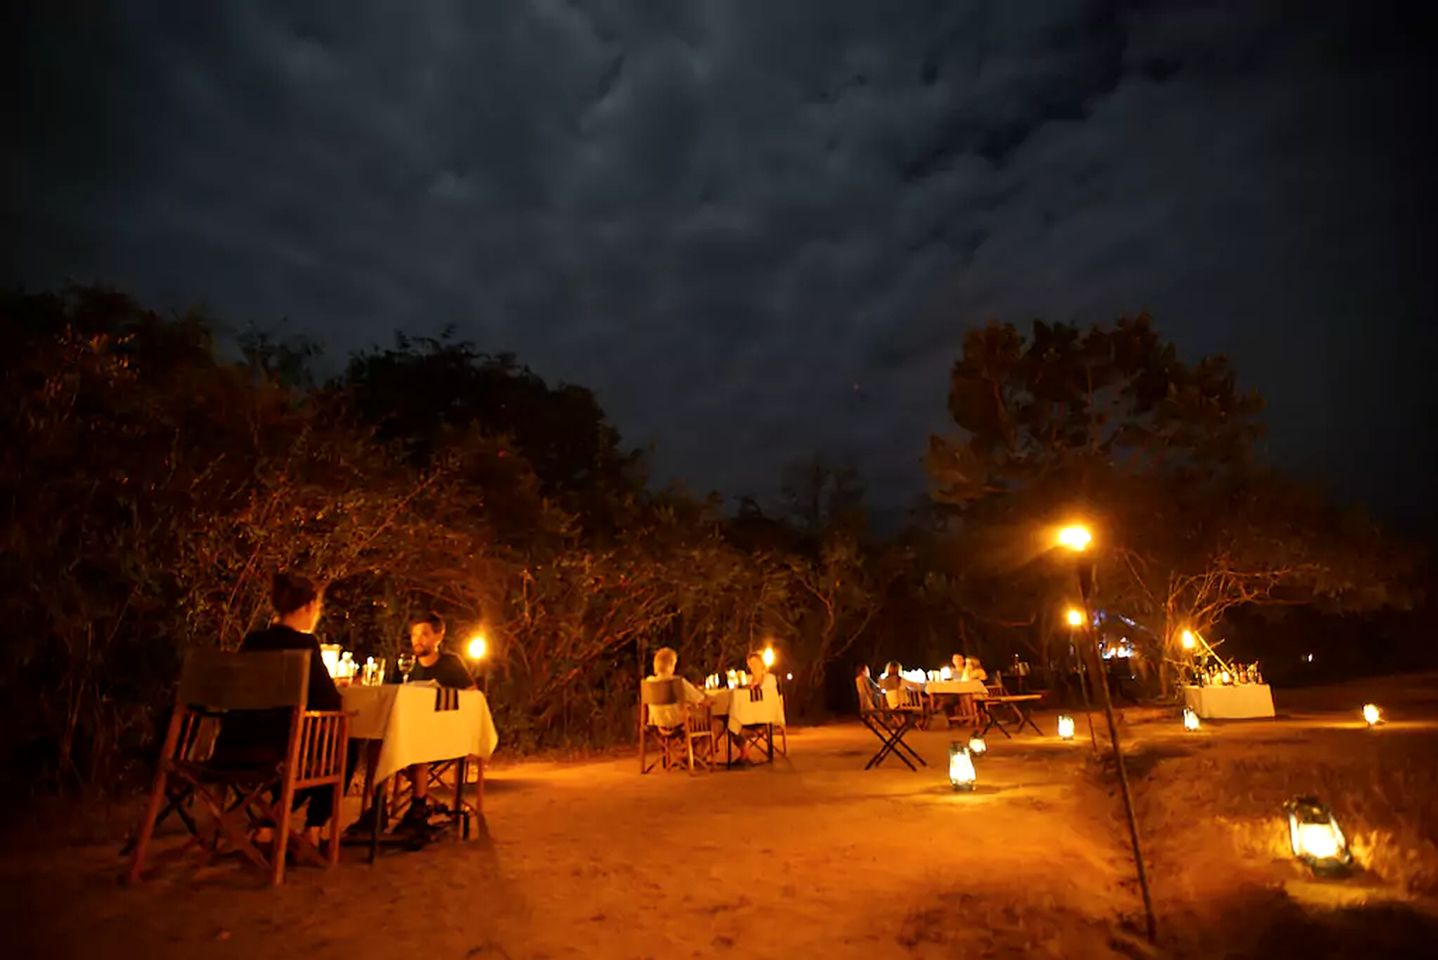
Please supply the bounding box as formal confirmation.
[400,612,475,829]
[854,662,883,709]
[213,572,344,844]
[644,646,705,728]
[745,650,779,695]
[405,612,475,689]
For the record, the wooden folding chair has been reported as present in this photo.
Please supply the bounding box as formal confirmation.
[855,679,927,771]
[639,679,715,774]
[126,649,349,886]
[733,685,779,764]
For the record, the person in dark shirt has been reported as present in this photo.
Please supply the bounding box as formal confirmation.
[211,572,343,842]
[401,612,474,825]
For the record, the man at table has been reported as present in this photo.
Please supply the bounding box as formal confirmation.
[855,663,883,709]
[400,613,475,830]
[406,612,476,689]
[645,646,705,728]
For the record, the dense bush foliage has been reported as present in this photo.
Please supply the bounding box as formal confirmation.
[0,289,1416,798]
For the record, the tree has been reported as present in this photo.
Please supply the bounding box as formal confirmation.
[926,315,1408,688]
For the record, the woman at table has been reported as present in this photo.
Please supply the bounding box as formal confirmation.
[963,655,988,684]
[880,660,922,692]
[645,646,705,728]
[212,571,344,844]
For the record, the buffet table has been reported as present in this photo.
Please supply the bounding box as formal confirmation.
[1181,683,1276,719]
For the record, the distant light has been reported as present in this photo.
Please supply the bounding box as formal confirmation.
[1055,524,1093,553]
[761,646,776,668]
[785,672,793,681]
[1180,630,1196,650]
[1363,704,1382,727]
[465,633,488,661]
[1305,653,1315,663]
[1065,608,1084,628]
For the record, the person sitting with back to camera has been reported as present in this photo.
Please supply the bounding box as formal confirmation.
[644,646,706,729]
[211,572,345,852]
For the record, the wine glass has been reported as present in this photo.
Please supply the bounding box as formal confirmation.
[397,652,416,683]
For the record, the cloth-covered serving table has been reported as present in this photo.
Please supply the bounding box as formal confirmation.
[705,687,787,735]
[342,683,498,784]
[1181,684,1275,720]
[923,679,988,697]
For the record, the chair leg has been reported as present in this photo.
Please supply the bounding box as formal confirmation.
[327,780,343,866]
[125,766,171,883]
[272,782,296,886]
[126,710,187,883]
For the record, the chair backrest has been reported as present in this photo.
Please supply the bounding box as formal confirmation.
[854,676,881,713]
[895,686,926,711]
[641,677,684,707]
[178,649,310,711]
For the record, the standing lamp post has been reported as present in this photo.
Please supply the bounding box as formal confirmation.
[1056,523,1157,944]
[1065,606,1100,751]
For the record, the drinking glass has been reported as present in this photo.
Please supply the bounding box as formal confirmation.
[397,652,416,683]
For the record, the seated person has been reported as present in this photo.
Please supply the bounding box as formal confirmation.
[854,663,883,709]
[745,650,780,696]
[965,656,989,684]
[644,646,706,728]
[879,660,923,692]
[212,572,343,848]
[400,612,475,828]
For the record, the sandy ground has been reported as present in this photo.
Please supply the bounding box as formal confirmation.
[6,675,1438,959]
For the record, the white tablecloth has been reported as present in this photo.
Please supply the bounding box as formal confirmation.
[705,688,787,734]
[1181,684,1275,719]
[342,684,499,783]
[924,679,988,697]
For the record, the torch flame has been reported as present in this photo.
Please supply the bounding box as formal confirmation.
[466,633,488,661]
[1057,715,1075,740]
[1363,704,1381,726]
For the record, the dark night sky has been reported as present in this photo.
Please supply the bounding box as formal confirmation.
[7,2,1437,530]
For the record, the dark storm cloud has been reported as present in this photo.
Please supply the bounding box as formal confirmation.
[8,1,1436,524]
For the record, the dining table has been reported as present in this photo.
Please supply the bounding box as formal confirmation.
[341,682,499,860]
[704,686,786,766]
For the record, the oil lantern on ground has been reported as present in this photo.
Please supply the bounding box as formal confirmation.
[948,742,977,791]
[967,734,987,757]
[1057,714,1075,740]
[1362,703,1382,727]
[1284,796,1352,875]
[1183,708,1201,732]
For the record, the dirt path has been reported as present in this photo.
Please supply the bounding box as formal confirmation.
[6,720,1138,960]
[10,678,1438,959]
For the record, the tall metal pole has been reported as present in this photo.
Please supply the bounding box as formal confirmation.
[1078,562,1157,943]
